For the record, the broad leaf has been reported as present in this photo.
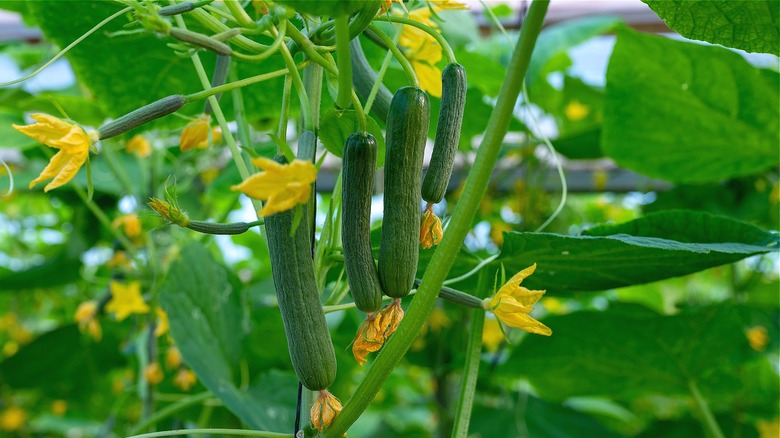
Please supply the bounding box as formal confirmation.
[159,242,295,432]
[602,28,779,184]
[498,303,758,400]
[496,210,778,292]
[319,109,385,167]
[643,0,780,55]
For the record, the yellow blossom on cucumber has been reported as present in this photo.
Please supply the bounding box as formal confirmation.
[420,207,443,249]
[106,281,150,321]
[13,113,97,192]
[403,36,444,98]
[144,362,164,385]
[398,7,437,47]
[352,313,385,365]
[126,134,152,157]
[166,346,183,369]
[231,157,317,217]
[377,299,405,338]
[311,390,342,432]
[485,264,552,336]
[481,317,504,351]
[112,214,142,239]
[173,368,197,391]
[74,300,102,341]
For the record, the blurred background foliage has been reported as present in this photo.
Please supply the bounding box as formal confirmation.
[0,1,778,437]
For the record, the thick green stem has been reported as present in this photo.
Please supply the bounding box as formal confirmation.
[688,380,725,438]
[322,2,549,435]
[223,0,254,28]
[451,273,490,438]
[382,15,457,64]
[367,24,418,88]
[334,15,353,109]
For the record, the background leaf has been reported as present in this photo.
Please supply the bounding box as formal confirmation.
[319,109,385,166]
[496,210,778,292]
[602,28,779,183]
[643,0,780,55]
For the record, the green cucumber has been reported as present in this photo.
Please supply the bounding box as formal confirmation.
[422,63,467,204]
[350,38,392,123]
[378,87,430,298]
[97,95,186,140]
[342,132,383,312]
[265,199,336,391]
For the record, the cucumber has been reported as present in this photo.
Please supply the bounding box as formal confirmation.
[342,132,383,312]
[350,38,392,123]
[265,198,336,391]
[378,87,430,298]
[422,63,467,204]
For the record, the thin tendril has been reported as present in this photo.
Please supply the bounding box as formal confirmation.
[443,254,499,286]
[0,7,132,87]
[0,159,14,197]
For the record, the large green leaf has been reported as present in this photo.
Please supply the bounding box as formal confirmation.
[498,303,757,401]
[496,210,778,292]
[159,242,295,432]
[602,28,779,184]
[26,2,284,130]
[643,0,780,56]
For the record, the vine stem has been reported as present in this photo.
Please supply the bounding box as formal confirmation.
[184,69,289,104]
[451,272,490,437]
[688,380,725,438]
[285,23,338,76]
[323,2,550,436]
[126,429,293,438]
[334,15,353,109]
[276,26,313,131]
[367,24,418,88]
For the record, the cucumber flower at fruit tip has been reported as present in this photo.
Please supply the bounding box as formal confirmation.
[12,114,98,192]
[231,157,317,217]
[311,390,343,432]
[352,313,384,365]
[484,263,552,336]
[420,206,443,249]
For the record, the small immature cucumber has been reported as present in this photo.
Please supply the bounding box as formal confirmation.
[422,63,467,204]
[265,199,337,391]
[98,95,186,140]
[169,27,232,56]
[378,87,430,298]
[342,132,383,313]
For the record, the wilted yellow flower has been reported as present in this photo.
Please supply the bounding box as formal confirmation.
[481,317,504,351]
[144,362,164,385]
[155,308,169,337]
[352,313,385,365]
[377,299,404,338]
[231,157,317,216]
[0,406,26,431]
[75,300,102,341]
[173,368,197,391]
[166,346,183,369]
[311,390,342,432]
[420,208,443,249]
[51,400,67,416]
[747,326,769,352]
[113,214,142,239]
[13,114,95,192]
[126,134,152,158]
[485,264,551,336]
[564,100,590,121]
[106,281,150,321]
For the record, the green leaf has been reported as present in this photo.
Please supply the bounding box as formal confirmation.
[319,109,385,166]
[643,0,780,56]
[0,109,37,149]
[602,28,779,184]
[497,210,778,292]
[498,303,756,400]
[159,242,295,432]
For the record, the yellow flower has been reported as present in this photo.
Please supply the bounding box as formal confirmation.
[106,250,132,268]
[377,299,404,338]
[126,134,152,158]
[490,222,512,247]
[420,208,443,249]
[144,362,164,385]
[173,368,197,391]
[51,400,67,416]
[155,308,169,337]
[429,0,468,10]
[352,313,385,365]
[758,418,780,438]
[481,317,504,351]
[231,157,317,217]
[166,346,183,369]
[310,390,342,432]
[486,264,552,336]
[564,100,590,121]
[106,281,150,321]
[399,7,437,48]
[402,33,444,98]
[13,113,94,192]
[113,214,142,239]
[180,114,220,151]
[75,300,102,341]
[0,406,26,431]
[746,326,769,352]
